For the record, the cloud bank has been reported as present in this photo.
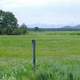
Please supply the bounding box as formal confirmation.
[0,0,80,26]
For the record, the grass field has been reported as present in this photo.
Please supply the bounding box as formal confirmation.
[0,31,80,80]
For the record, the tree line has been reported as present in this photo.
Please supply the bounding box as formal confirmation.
[0,10,27,35]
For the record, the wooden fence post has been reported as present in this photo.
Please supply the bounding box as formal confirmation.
[32,40,36,71]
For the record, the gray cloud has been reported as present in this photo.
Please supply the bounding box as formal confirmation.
[0,0,80,26]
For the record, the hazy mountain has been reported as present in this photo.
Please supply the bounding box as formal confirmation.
[27,24,63,28]
[73,25,80,29]
[62,24,80,29]
[27,23,80,29]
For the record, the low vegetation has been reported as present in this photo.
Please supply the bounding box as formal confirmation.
[0,32,80,80]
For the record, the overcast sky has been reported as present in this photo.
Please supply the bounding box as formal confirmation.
[0,0,80,26]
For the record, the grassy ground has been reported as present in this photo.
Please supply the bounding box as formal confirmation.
[0,31,80,80]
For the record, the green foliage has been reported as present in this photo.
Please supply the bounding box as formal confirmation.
[0,10,28,35]
[19,23,28,34]
[34,27,39,31]
[0,10,18,35]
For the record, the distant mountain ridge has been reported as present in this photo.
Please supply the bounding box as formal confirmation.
[27,24,63,28]
[63,25,80,29]
[27,24,80,29]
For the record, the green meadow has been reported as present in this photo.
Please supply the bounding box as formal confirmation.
[0,31,80,80]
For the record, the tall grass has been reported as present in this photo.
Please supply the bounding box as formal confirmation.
[0,57,80,80]
[0,32,80,80]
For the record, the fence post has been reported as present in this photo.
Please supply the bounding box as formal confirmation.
[32,40,36,71]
